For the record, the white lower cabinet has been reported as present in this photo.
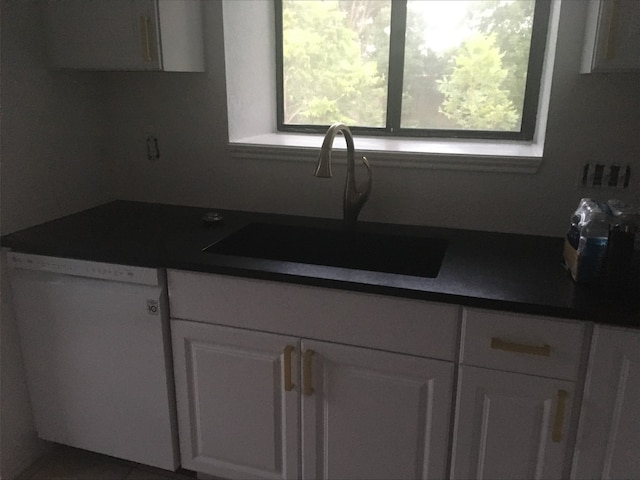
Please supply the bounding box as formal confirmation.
[171,320,299,480]
[300,339,453,480]
[571,325,640,480]
[451,308,585,480]
[171,320,454,480]
[451,366,574,480]
[168,272,598,480]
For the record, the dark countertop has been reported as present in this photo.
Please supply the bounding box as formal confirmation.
[2,200,639,327]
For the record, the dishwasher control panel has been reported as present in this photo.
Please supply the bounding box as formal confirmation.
[7,252,159,286]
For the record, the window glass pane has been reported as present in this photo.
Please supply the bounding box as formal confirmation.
[401,0,535,132]
[281,0,391,127]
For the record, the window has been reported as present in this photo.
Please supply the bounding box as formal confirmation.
[275,0,550,141]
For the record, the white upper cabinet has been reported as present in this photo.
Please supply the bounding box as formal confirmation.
[42,0,205,71]
[581,0,640,72]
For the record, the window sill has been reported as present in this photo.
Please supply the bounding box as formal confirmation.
[229,133,544,174]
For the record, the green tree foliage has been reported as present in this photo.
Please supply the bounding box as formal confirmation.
[470,0,535,113]
[282,0,386,126]
[392,3,469,129]
[349,1,390,79]
[281,0,534,133]
[437,34,519,130]
[401,25,451,129]
[346,1,452,129]
[339,0,388,40]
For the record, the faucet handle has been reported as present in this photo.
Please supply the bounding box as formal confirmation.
[359,156,372,199]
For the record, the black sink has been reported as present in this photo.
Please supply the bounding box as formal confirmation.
[203,223,448,278]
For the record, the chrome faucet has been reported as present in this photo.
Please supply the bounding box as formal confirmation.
[314,123,372,228]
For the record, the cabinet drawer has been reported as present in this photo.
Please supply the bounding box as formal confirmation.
[460,308,586,381]
[168,270,460,361]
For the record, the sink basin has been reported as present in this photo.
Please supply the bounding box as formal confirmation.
[203,223,448,278]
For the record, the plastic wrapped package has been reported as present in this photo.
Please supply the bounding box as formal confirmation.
[564,199,610,283]
[564,198,639,284]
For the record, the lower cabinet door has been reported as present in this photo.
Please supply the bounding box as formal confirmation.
[171,320,300,480]
[301,340,454,480]
[571,326,640,480]
[451,366,574,480]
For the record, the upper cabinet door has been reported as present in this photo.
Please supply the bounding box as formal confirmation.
[582,0,640,72]
[42,0,204,71]
[571,326,640,480]
[301,339,454,480]
[452,366,574,480]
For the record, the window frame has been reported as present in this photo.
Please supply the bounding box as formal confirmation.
[274,0,551,141]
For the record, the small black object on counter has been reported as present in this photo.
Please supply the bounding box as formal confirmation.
[603,224,636,295]
[201,211,224,227]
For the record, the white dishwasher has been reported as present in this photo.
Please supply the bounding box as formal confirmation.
[7,252,180,470]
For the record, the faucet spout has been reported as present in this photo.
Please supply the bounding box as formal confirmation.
[314,123,372,228]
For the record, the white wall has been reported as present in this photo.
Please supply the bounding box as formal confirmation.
[106,0,639,237]
[0,0,110,235]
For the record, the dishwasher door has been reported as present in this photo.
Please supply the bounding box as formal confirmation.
[8,252,179,470]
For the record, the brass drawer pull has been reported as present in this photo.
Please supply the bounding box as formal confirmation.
[303,349,315,396]
[490,337,551,357]
[283,345,295,392]
[552,389,569,442]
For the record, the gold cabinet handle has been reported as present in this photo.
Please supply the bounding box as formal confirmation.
[283,345,295,392]
[490,337,551,357]
[303,349,314,396]
[139,15,152,62]
[552,389,568,442]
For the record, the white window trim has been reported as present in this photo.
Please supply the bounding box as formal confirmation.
[222,0,561,174]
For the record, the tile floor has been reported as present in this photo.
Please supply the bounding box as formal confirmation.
[16,445,197,480]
